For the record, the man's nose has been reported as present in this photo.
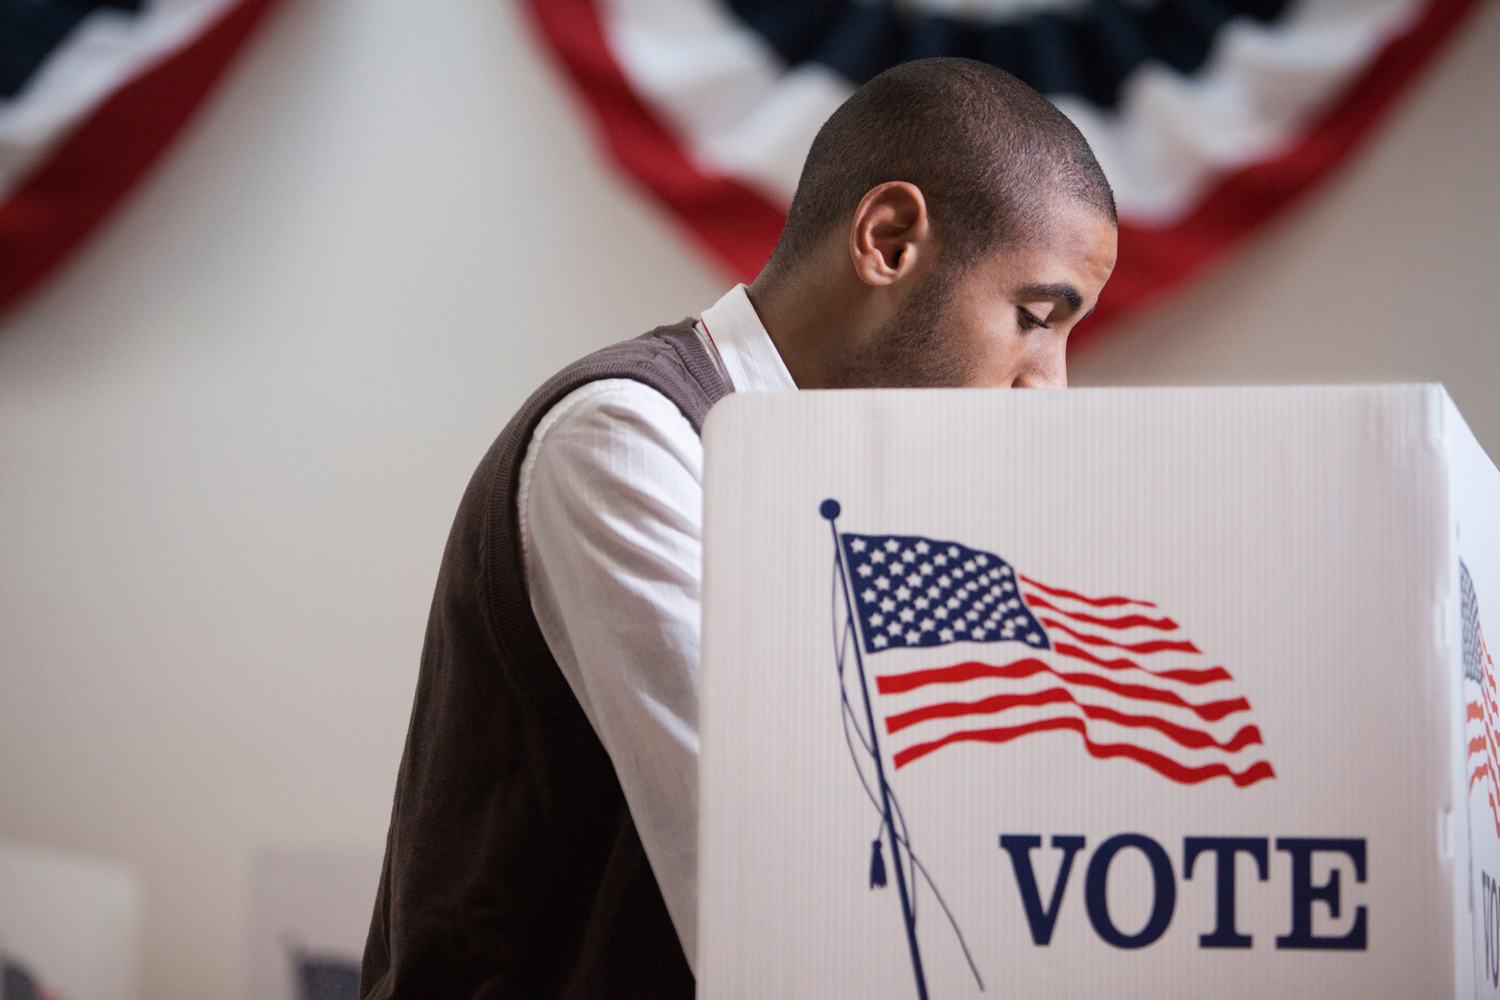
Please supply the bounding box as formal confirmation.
[1012,348,1068,389]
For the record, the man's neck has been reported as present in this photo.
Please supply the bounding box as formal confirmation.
[746,258,878,390]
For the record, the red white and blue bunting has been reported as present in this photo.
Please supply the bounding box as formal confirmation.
[0,0,1480,331]
[525,0,1484,339]
[0,0,284,316]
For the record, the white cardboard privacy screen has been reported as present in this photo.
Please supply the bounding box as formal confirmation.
[0,839,139,1000]
[699,385,1500,999]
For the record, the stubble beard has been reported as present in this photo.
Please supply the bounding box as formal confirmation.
[823,269,975,389]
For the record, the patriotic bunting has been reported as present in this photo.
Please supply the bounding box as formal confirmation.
[525,0,1484,340]
[0,0,285,316]
[1,0,1478,331]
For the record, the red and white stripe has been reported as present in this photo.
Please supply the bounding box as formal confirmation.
[1467,628,1500,836]
[0,0,285,315]
[868,575,1276,786]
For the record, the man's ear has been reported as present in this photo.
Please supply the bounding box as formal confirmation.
[848,181,930,288]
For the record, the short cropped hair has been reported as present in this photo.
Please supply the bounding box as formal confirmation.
[767,57,1115,272]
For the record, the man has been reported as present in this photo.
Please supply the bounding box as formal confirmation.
[362,57,1117,999]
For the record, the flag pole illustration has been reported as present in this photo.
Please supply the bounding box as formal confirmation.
[822,498,931,1000]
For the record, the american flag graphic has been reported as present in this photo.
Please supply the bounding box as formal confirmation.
[1463,562,1500,836]
[838,531,1275,787]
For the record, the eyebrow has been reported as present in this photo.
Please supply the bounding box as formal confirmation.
[1016,283,1083,312]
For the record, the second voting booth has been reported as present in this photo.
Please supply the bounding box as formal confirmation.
[699,385,1500,998]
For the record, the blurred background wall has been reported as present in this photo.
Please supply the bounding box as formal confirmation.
[0,0,1494,996]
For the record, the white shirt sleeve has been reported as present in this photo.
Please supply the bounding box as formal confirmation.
[517,377,706,970]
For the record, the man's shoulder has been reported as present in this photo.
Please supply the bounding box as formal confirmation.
[523,318,729,438]
[548,319,710,391]
[529,377,695,456]
[462,319,720,497]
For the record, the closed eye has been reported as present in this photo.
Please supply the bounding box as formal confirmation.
[1017,307,1048,331]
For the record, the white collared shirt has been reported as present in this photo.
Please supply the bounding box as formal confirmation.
[517,285,795,970]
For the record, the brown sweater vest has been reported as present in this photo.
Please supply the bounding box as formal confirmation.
[361,320,731,999]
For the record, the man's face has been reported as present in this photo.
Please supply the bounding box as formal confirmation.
[830,198,1118,388]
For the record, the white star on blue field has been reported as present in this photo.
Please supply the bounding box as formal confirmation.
[840,534,1050,653]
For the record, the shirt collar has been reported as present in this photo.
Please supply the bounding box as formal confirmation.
[698,284,797,393]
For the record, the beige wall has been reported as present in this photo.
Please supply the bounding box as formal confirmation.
[0,0,1494,996]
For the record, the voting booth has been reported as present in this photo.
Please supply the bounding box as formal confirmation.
[699,386,1500,999]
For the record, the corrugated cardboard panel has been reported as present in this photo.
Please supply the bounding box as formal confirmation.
[701,386,1462,998]
[1445,391,1500,998]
